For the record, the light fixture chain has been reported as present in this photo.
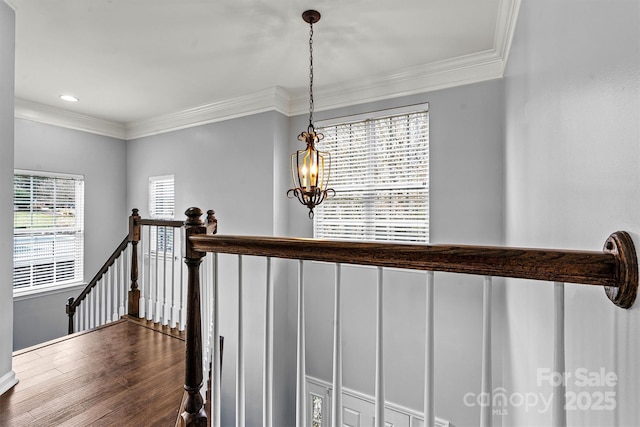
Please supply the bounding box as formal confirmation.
[308,21,314,128]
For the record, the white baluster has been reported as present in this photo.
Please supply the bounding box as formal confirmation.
[424,271,435,427]
[332,263,343,427]
[263,257,273,427]
[119,250,126,317]
[212,253,221,427]
[80,300,85,331]
[200,256,209,403]
[170,228,177,328]
[480,276,492,427]
[179,227,187,331]
[375,267,385,427]
[112,259,119,321]
[74,306,79,333]
[104,272,111,324]
[79,300,84,332]
[553,282,566,427]
[138,233,145,319]
[162,227,170,325]
[90,283,96,329]
[99,279,105,326]
[147,225,153,320]
[296,260,306,427]
[154,226,161,323]
[237,255,245,427]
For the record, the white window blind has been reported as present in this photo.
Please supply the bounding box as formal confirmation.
[149,175,175,219]
[314,107,429,243]
[13,171,85,290]
[149,175,176,253]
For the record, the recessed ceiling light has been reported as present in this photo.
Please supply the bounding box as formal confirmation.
[60,95,79,102]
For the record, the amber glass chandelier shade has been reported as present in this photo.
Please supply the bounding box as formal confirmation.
[288,126,334,217]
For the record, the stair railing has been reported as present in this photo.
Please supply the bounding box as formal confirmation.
[66,208,190,334]
[180,207,637,427]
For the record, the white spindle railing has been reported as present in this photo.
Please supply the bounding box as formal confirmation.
[374,267,385,427]
[296,260,307,427]
[236,255,246,427]
[553,282,566,427]
[72,243,132,334]
[424,270,435,427]
[184,229,637,427]
[264,257,274,427]
[212,253,221,427]
[137,224,185,328]
[480,276,493,427]
[71,221,187,335]
[332,263,343,427]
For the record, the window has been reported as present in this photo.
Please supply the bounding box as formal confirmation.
[149,175,175,219]
[13,171,84,290]
[314,105,429,243]
[149,175,175,252]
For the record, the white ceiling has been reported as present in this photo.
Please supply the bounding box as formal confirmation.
[7,0,520,139]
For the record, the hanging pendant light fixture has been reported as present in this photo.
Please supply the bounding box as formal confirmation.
[287,10,335,219]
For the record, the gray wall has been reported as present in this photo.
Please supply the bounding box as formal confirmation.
[0,0,16,395]
[126,81,505,427]
[126,110,292,427]
[288,81,505,426]
[503,0,640,426]
[13,119,127,350]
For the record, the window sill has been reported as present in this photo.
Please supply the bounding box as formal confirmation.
[13,282,87,302]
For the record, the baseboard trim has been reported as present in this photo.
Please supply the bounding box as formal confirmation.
[0,370,18,396]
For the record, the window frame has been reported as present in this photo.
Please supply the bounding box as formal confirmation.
[13,169,85,296]
[148,174,176,253]
[149,174,175,220]
[313,103,429,243]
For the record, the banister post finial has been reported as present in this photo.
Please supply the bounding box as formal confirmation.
[182,207,208,426]
[129,208,141,242]
[206,209,218,235]
[185,207,203,225]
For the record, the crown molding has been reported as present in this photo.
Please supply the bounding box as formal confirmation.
[2,0,16,11]
[495,0,522,69]
[14,0,520,140]
[15,98,126,139]
[289,49,505,116]
[125,86,291,140]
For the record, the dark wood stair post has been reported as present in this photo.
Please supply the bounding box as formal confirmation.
[66,297,75,334]
[128,208,141,317]
[181,207,207,426]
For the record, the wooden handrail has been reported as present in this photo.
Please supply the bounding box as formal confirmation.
[67,209,189,334]
[179,207,637,427]
[66,234,129,333]
[137,218,185,228]
[188,231,637,308]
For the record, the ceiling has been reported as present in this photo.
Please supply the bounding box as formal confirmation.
[7,0,520,139]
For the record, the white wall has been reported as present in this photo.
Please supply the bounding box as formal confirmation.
[0,0,17,396]
[504,0,640,426]
[288,80,505,426]
[13,119,127,350]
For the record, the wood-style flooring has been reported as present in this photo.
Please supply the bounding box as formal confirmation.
[0,318,186,427]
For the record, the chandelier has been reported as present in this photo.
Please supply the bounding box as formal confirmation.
[287,10,334,219]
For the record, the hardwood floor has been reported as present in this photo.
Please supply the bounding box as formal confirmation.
[0,319,186,426]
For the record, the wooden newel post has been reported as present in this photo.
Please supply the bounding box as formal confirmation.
[128,208,141,317]
[66,297,75,334]
[182,207,207,427]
